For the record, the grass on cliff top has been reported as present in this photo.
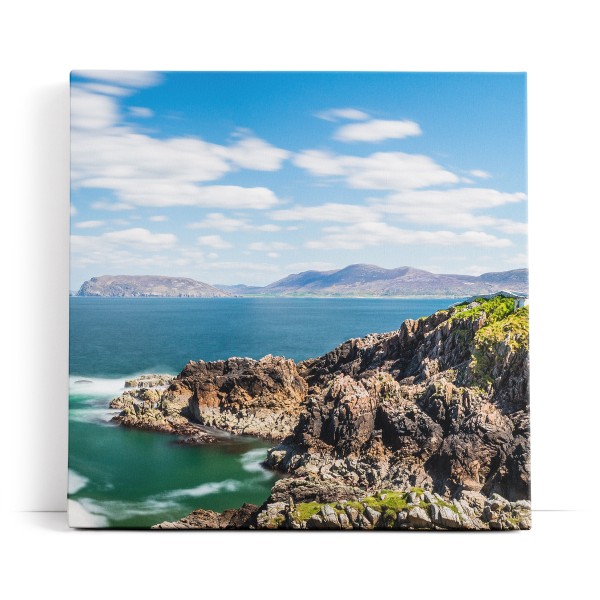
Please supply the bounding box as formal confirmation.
[470,306,529,384]
[475,306,529,351]
[451,295,516,324]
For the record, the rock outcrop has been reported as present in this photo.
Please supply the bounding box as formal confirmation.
[152,504,259,530]
[109,295,530,529]
[266,297,530,504]
[179,355,308,440]
[152,489,531,531]
[110,374,218,443]
[252,489,531,531]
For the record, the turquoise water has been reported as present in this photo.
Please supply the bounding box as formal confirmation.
[68,297,457,527]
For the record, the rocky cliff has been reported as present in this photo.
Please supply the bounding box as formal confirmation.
[111,295,530,530]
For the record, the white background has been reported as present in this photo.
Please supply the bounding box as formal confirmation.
[1,0,598,597]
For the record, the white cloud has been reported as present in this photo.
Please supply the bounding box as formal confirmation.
[258,224,282,232]
[197,235,232,249]
[102,227,176,248]
[71,228,177,269]
[148,215,167,222]
[91,200,134,211]
[71,87,119,130]
[270,202,378,223]
[316,108,370,122]
[75,220,105,229]
[187,213,282,233]
[294,150,458,190]
[292,150,347,176]
[305,221,511,250]
[225,137,291,171]
[80,83,133,97]
[248,241,293,251]
[198,261,280,274]
[267,252,280,258]
[188,213,249,232]
[371,188,527,233]
[470,169,492,179]
[73,70,163,88]
[129,106,153,118]
[493,220,528,235]
[334,119,422,142]
[70,205,77,216]
[71,87,288,210]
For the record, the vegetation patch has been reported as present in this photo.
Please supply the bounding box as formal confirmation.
[469,306,529,384]
[294,502,324,522]
[362,490,409,513]
[450,296,515,324]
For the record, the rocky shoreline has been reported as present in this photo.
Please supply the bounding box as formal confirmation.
[153,488,531,531]
[110,296,531,530]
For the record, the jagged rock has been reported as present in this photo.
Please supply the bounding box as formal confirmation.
[268,477,362,504]
[363,506,381,526]
[429,504,462,529]
[255,502,287,529]
[152,504,258,529]
[319,504,341,529]
[181,355,307,440]
[407,506,431,528]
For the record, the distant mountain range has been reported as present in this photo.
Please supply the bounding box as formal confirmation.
[76,275,232,298]
[219,264,529,297]
[76,266,528,298]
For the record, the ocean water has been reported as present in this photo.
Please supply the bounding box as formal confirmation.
[68,297,456,528]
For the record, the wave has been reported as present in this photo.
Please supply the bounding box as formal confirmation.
[68,371,176,398]
[239,448,273,479]
[74,496,177,523]
[161,479,243,500]
[68,499,109,528]
[69,406,119,424]
[71,479,245,525]
[69,376,127,398]
[68,469,89,494]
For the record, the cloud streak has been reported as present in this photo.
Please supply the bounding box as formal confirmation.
[316,107,370,122]
[334,119,422,142]
[294,150,458,190]
[306,222,512,250]
[71,84,290,211]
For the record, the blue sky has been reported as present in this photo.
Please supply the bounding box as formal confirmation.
[70,71,527,288]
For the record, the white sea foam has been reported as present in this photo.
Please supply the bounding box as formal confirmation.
[68,499,109,528]
[68,469,89,494]
[69,376,127,398]
[75,497,178,522]
[69,406,119,424]
[239,448,273,479]
[161,479,243,500]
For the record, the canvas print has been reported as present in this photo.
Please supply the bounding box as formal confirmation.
[69,71,530,530]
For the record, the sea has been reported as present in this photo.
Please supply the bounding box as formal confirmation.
[68,296,457,528]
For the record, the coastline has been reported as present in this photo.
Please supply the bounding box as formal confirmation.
[100,296,530,530]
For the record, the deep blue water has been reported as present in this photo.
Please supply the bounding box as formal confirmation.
[70,297,456,377]
[68,297,457,528]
